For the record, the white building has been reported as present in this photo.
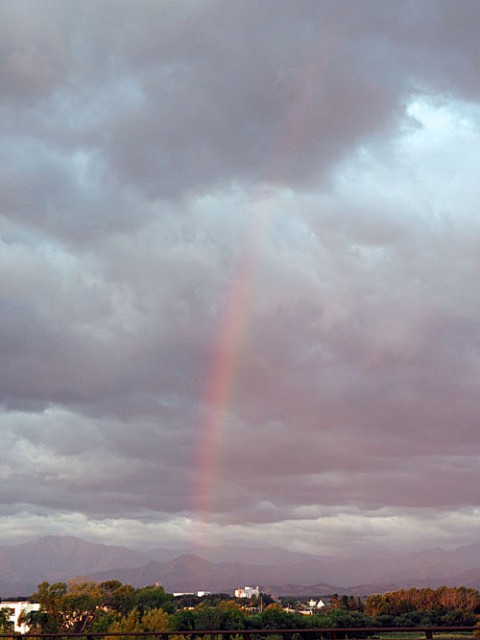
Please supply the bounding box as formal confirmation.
[308,599,326,609]
[235,586,260,598]
[0,601,40,633]
[173,591,212,597]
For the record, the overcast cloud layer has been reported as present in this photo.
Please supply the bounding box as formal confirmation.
[2,0,480,557]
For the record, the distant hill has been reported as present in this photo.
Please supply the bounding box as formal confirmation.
[84,549,480,595]
[0,535,149,596]
[148,544,316,566]
[2,535,480,597]
[87,553,323,593]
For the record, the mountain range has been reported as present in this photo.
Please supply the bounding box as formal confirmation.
[2,535,480,597]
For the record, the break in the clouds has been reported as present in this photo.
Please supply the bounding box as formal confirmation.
[1,0,480,557]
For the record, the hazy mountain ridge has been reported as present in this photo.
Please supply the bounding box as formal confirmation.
[148,545,316,566]
[2,536,480,597]
[0,535,150,596]
[87,553,320,593]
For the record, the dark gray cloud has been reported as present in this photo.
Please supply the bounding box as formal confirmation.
[1,0,480,556]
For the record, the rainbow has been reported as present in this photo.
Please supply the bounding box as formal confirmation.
[192,225,266,535]
[191,7,349,545]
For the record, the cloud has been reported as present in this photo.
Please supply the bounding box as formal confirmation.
[1,0,480,559]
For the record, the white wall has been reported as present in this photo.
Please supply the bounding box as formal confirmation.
[0,601,40,633]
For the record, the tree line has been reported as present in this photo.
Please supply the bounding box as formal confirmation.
[363,586,480,626]
[6,581,480,636]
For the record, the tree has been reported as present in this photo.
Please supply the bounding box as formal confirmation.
[31,580,121,634]
[261,603,296,629]
[194,605,223,630]
[30,581,68,633]
[106,607,170,640]
[217,600,246,629]
[99,580,136,615]
[62,579,103,632]
[134,585,175,614]
[171,608,196,631]
[0,608,14,633]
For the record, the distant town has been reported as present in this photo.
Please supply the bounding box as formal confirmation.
[2,537,480,635]
[1,582,479,635]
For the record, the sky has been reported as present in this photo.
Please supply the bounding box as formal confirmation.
[1,0,480,559]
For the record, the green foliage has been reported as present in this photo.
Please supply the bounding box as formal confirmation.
[374,613,396,627]
[30,579,172,634]
[365,587,480,618]
[27,580,480,637]
[279,597,297,609]
[30,581,69,633]
[106,606,170,640]
[473,620,480,640]
[142,607,170,631]
[217,601,246,630]
[201,593,232,605]
[0,607,14,633]
[107,609,143,635]
[249,593,275,607]
[261,603,297,629]
[327,609,374,628]
[174,594,202,609]
[91,609,120,632]
[171,608,196,631]
[99,580,136,614]
[244,612,263,629]
[193,604,223,630]
[338,595,364,611]
[134,584,175,614]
